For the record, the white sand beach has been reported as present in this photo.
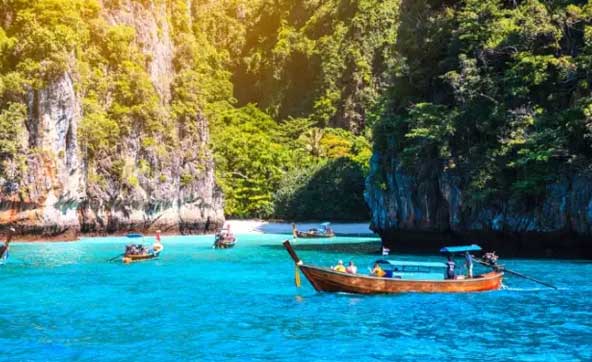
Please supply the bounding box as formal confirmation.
[224,220,375,236]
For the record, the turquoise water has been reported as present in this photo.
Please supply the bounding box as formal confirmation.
[1,234,591,361]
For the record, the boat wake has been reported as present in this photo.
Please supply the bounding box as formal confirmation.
[501,284,567,292]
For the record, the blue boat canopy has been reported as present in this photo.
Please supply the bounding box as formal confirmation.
[439,244,482,254]
[127,233,144,238]
[374,259,446,268]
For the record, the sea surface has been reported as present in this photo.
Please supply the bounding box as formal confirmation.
[0,234,591,361]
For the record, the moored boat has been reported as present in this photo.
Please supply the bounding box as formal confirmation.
[292,222,335,239]
[283,240,503,294]
[121,231,164,264]
[122,251,161,264]
[214,224,236,249]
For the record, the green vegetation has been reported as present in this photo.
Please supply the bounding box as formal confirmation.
[210,104,370,218]
[0,0,373,220]
[231,0,400,132]
[373,0,592,207]
[8,0,588,221]
[191,0,384,218]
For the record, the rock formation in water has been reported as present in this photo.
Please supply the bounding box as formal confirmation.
[365,151,592,253]
[0,1,224,240]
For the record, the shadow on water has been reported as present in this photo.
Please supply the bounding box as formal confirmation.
[262,241,382,255]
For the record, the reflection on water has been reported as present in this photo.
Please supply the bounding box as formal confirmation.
[0,234,590,361]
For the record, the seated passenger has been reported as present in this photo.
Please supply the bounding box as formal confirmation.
[332,260,346,272]
[346,261,358,274]
[371,262,386,277]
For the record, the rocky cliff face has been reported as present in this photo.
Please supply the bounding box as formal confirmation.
[0,1,224,240]
[0,74,85,240]
[365,150,592,255]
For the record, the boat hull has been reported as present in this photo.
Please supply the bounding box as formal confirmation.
[214,235,236,249]
[299,265,503,294]
[294,231,335,239]
[214,241,236,249]
[122,252,160,263]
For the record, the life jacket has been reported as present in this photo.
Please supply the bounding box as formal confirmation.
[373,266,386,277]
[334,265,346,272]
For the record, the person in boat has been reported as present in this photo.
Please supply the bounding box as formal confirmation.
[445,255,456,280]
[483,251,499,265]
[151,230,163,253]
[346,261,357,274]
[465,251,473,278]
[371,262,386,277]
[125,244,136,256]
[332,260,346,272]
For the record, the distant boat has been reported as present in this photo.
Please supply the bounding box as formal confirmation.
[121,232,163,263]
[214,224,236,249]
[292,222,335,239]
[122,252,161,264]
[283,240,503,294]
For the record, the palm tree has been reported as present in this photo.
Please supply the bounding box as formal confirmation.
[299,127,325,157]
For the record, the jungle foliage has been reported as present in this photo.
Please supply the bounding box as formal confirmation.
[5,0,587,219]
[0,0,374,219]
[373,0,592,206]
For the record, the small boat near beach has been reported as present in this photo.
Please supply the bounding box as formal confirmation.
[283,240,503,294]
[292,222,335,239]
[121,231,164,264]
[214,224,236,249]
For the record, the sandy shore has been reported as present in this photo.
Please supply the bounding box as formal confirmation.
[225,220,376,236]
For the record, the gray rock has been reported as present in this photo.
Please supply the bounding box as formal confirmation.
[0,2,224,240]
[365,148,592,251]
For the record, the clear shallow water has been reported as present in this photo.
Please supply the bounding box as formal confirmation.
[1,234,591,361]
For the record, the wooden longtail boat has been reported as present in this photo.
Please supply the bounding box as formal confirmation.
[214,236,236,249]
[122,251,161,264]
[122,232,163,263]
[292,222,335,239]
[214,224,237,249]
[283,240,503,294]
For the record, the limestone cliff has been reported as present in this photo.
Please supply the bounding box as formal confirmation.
[0,1,224,240]
[365,150,592,255]
[0,74,85,240]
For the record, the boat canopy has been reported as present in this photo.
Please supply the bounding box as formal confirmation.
[320,222,331,226]
[374,259,446,268]
[439,244,482,254]
[127,233,144,238]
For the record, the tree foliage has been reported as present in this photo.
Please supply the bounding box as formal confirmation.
[374,0,592,206]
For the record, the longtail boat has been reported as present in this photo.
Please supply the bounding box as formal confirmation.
[214,224,236,249]
[214,235,236,249]
[283,240,503,294]
[122,251,161,264]
[292,222,335,239]
[121,232,164,264]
